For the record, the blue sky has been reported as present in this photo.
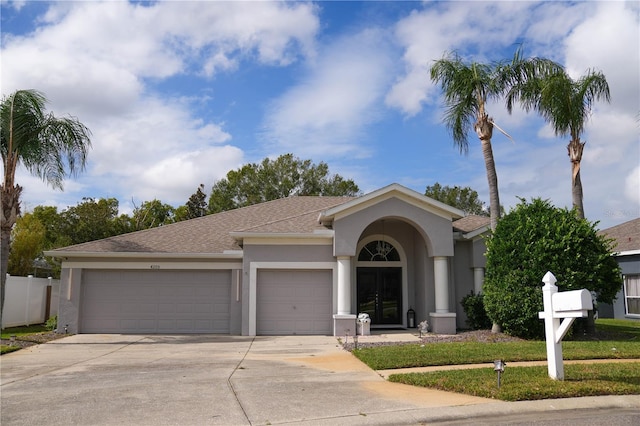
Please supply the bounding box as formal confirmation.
[1,0,638,230]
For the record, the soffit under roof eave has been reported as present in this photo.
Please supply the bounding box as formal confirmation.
[43,250,243,260]
[460,226,491,240]
[318,183,464,225]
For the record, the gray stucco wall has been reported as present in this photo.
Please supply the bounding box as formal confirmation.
[332,197,455,257]
[413,236,434,324]
[56,268,82,334]
[452,241,474,329]
[597,254,639,320]
[613,254,640,320]
[618,254,640,275]
[229,270,243,334]
[471,238,487,268]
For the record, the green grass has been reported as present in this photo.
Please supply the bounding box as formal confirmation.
[353,319,640,370]
[355,319,640,401]
[1,324,50,355]
[1,324,49,339]
[353,340,640,370]
[1,345,21,354]
[389,362,640,401]
[592,318,640,339]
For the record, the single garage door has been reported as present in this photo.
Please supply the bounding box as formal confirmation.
[81,270,231,333]
[257,269,332,335]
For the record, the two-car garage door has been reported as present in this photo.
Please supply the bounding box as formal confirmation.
[80,270,231,334]
[257,270,332,335]
[79,268,332,335]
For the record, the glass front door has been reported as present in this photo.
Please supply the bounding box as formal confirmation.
[357,267,402,325]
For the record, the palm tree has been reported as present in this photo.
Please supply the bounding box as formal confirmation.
[430,49,561,230]
[1,89,91,326]
[506,69,610,219]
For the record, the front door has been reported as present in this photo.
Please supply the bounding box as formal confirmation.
[357,267,402,325]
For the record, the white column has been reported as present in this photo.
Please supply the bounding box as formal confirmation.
[473,267,485,294]
[434,256,449,313]
[337,256,351,315]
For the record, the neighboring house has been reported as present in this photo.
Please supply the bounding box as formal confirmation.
[46,183,490,336]
[598,217,640,320]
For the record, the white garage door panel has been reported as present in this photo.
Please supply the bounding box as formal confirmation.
[81,270,231,334]
[257,270,332,335]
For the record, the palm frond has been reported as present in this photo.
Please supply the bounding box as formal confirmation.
[2,89,92,190]
[431,52,495,153]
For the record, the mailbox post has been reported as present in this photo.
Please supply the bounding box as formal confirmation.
[538,271,593,380]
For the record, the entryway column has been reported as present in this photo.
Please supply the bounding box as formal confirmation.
[430,256,456,334]
[337,256,351,314]
[474,267,485,294]
[434,256,449,313]
[334,256,356,336]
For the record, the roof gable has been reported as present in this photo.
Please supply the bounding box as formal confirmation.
[453,215,491,239]
[319,183,464,225]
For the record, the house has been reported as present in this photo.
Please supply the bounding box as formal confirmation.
[46,183,490,336]
[598,217,640,320]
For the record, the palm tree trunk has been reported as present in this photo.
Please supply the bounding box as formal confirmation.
[0,179,22,329]
[481,143,503,334]
[475,113,503,333]
[475,114,501,231]
[482,139,501,231]
[568,139,586,219]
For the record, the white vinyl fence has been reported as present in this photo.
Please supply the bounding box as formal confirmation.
[2,275,60,328]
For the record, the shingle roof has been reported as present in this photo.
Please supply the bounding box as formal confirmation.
[48,192,493,257]
[49,196,353,255]
[452,215,491,233]
[599,217,640,253]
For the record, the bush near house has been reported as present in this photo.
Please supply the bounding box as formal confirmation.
[461,291,492,330]
[482,198,622,339]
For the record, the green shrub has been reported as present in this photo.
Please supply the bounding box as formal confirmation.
[460,291,492,330]
[483,198,622,339]
[45,315,57,331]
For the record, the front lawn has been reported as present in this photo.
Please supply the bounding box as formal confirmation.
[389,362,640,401]
[353,319,640,370]
[352,319,640,401]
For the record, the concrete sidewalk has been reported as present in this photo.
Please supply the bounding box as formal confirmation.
[1,334,638,425]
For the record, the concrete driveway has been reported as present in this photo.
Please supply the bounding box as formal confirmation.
[1,334,490,425]
[3,335,637,425]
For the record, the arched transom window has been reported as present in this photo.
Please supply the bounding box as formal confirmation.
[358,240,400,262]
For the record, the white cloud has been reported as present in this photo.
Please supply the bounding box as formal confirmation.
[2,0,637,232]
[262,28,394,159]
[386,1,534,115]
[79,95,239,204]
[564,1,639,114]
[385,1,639,228]
[625,166,640,204]
[2,0,319,209]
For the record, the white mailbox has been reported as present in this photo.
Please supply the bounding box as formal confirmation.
[552,289,593,318]
[539,271,595,380]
